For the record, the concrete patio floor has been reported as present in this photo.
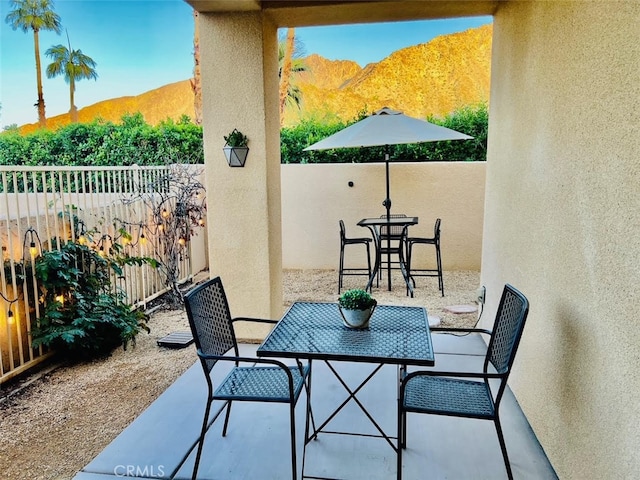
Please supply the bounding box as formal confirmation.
[73,333,557,480]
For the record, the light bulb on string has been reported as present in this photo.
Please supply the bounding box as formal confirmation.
[161,208,170,218]
[139,233,147,246]
[7,308,14,325]
[178,236,187,246]
[29,241,37,258]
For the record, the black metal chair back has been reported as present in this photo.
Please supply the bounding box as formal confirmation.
[486,283,529,377]
[433,218,441,244]
[379,213,408,240]
[185,277,237,374]
[339,219,347,244]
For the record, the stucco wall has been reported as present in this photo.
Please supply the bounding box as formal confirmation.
[281,162,485,271]
[485,1,640,478]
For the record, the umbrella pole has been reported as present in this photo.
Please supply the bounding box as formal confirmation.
[384,151,392,290]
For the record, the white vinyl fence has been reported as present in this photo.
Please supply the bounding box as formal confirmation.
[0,165,207,384]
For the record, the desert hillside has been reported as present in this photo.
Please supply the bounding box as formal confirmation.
[18,24,492,134]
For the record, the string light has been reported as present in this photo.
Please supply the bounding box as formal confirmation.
[139,233,147,246]
[56,294,65,305]
[198,218,205,226]
[76,220,87,246]
[23,227,42,261]
[161,208,170,218]
[178,236,187,246]
[1,292,20,326]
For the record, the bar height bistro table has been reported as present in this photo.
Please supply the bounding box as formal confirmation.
[257,301,434,477]
[358,216,419,296]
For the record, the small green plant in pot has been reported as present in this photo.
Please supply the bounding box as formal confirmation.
[337,289,376,329]
[223,129,248,147]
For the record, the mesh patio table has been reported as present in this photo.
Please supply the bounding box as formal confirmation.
[257,301,434,465]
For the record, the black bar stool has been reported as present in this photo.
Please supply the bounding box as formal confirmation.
[406,218,444,296]
[338,220,372,293]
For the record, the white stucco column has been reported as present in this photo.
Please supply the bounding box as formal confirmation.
[199,12,283,326]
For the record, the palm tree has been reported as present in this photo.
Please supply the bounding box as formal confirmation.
[5,0,62,128]
[45,31,98,123]
[278,28,307,126]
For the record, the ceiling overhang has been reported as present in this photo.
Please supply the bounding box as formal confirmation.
[185,1,499,27]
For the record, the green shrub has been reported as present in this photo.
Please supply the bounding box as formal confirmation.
[0,104,486,166]
[31,240,154,359]
[0,114,204,167]
[280,103,488,164]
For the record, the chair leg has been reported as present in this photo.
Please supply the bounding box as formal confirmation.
[436,243,444,296]
[494,416,514,480]
[338,242,344,294]
[397,400,404,480]
[221,400,232,436]
[290,402,298,480]
[192,395,214,480]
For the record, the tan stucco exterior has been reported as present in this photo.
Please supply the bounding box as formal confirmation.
[484,2,640,478]
[190,0,640,477]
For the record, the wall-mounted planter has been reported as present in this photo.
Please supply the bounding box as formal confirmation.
[223,146,249,167]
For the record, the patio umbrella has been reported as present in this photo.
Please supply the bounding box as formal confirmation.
[304,107,472,288]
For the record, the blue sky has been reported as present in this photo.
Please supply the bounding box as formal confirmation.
[0,0,491,129]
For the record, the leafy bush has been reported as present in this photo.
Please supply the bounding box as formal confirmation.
[0,113,204,167]
[0,104,486,166]
[281,103,488,164]
[31,240,154,358]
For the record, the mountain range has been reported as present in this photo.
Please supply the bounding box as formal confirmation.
[19,24,491,134]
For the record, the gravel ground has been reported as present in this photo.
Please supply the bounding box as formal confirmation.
[0,269,479,480]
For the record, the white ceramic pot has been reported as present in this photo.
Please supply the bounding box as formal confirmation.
[339,303,376,329]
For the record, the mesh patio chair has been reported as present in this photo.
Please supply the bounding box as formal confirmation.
[339,219,372,293]
[406,218,444,296]
[184,277,311,480]
[397,284,530,480]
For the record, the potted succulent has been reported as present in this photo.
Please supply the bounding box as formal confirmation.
[338,289,377,329]
[223,129,249,167]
